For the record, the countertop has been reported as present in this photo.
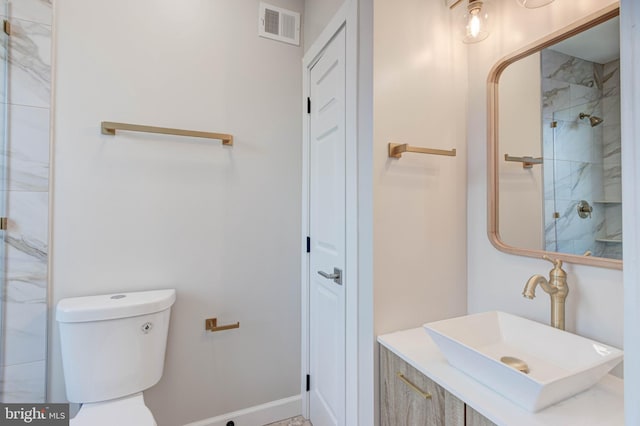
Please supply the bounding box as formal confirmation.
[377,327,624,426]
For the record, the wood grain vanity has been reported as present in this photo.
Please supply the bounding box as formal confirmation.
[378,328,624,426]
[381,345,495,426]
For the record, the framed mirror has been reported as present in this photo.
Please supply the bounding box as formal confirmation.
[488,4,621,269]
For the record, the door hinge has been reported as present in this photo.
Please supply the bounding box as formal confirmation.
[306,236,310,253]
[3,20,10,36]
[307,97,311,114]
[306,374,310,392]
[0,217,7,230]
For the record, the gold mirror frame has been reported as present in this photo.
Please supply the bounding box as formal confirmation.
[487,4,622,270]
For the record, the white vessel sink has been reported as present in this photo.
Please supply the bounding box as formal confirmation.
[424,311,623,412]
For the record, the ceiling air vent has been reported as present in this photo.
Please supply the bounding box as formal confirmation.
[259,2,300,46]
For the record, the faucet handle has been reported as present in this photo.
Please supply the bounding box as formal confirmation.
[542,255,563,269]
[542,255,567,281]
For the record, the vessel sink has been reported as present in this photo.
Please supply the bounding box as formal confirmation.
[424,311,623,412]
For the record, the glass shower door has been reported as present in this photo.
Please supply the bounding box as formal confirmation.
[0,0,8,383]
[0,0,51,403]
[545,100,603,256]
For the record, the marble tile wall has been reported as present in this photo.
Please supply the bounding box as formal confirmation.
[595,58,622,259]
[541,49,620,259]
[0,0,51,403]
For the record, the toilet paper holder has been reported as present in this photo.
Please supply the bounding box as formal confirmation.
[205,317,240,332]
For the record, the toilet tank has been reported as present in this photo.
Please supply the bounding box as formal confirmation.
[56,289,176,403]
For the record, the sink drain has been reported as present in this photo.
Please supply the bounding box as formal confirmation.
[501,356,530,374]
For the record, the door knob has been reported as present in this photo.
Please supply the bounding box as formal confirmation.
[318,267,342,285]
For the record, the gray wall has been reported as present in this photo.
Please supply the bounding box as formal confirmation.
[49,1,303,424]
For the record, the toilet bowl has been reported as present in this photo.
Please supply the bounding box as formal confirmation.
[56,289,176,425]
[71,393,155,426]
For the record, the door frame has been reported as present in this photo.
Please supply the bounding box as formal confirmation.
[301,1,369,424]
[621,0,640,424]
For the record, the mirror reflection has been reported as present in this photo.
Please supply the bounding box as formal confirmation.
[498,16,621,261]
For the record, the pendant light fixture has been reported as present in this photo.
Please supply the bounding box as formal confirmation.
[516,0,555,8]
[450,0,555,44]
[460,0,492,43]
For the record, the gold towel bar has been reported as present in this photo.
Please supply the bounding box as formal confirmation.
[101,121,233,146]
[396,372,432,400]
[388,143,456,158]
[205,317,240,332]
[504,154,543,169]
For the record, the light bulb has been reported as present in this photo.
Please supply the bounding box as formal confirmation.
[469,11,481,37]
[516,0,555,8]
[461,0,492,44]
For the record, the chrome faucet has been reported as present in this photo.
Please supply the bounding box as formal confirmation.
[522,255,569,330]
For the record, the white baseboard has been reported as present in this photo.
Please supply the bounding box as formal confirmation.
[183,395,302,426]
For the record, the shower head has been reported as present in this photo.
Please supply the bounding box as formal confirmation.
[579,112,604,127]
[589,116,604,127]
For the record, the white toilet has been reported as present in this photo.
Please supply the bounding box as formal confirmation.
[56,289,176,426]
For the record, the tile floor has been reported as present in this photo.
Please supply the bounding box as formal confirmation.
[265,415,312,426]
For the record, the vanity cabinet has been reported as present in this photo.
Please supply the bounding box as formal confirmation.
[380,346,496,426]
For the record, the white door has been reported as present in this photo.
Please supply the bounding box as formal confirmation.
[308,27,346,426]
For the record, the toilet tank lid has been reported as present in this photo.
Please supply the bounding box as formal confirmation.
[56,289,176,323]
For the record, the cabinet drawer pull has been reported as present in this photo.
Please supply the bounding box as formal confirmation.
[396,372,432,400]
